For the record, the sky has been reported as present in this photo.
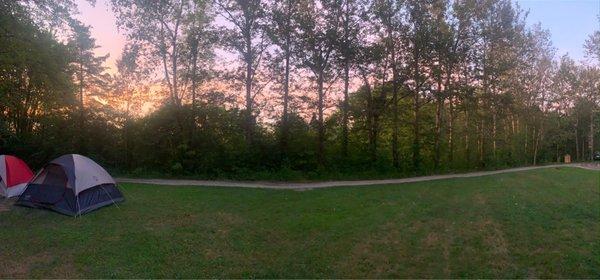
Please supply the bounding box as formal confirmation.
[74,0,125,74]
[515,0,599,61]
[75,0,600,74]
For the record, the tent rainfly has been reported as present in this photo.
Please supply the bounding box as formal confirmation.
[17,154,124,216]
[0,155,34,198]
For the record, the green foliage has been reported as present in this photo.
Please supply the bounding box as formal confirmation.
[0,0,74,162]
[1,0,599,180]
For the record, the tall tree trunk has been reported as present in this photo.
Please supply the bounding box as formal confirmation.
[465,108,470,164]
[171,13,181,106]
[244,29,254,146]
[363,75,375,162]
[124,96,132,170]
[79,62,84,113]
[281,34,291,156]
[317,70,325,165]
[280,0,293,156]
[524,123,529,163]
[389,29,399,169]
[448,95,454,164]
[590,110,594,161]
[445,63,453,166]
[492,110,497,160]
[171,20,186,137]
[78,52,86,152]
[191,39,198,112]
[342,55,350,158]
[413,88,420,171]
[479,118,485,166]
[533,125,542,165]
[341,0,350,158]
[372,114,379,163]
[160,24,173,102]
[434,72,443,171]
[172,40,179,106]
[162,51,172,101]
[575,116,580,161]
[189,32,200,139]
[412,48,421,171]
[189,36,200,142]
[531,126,538,165]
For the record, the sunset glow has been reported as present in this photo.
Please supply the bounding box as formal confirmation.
[2,0,599,277]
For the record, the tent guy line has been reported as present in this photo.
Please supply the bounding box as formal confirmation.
[115,164,599,190]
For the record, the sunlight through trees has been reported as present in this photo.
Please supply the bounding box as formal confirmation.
[1,0,599,179]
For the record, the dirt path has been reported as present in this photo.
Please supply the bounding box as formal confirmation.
[116,163,598,190]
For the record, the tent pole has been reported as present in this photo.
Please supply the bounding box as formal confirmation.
[100,185,120,210]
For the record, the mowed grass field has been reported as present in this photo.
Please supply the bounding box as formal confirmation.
[0,167,598,278]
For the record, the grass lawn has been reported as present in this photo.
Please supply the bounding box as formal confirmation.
[0,167,598,278]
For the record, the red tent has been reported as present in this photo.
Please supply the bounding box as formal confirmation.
[0,155,34,198]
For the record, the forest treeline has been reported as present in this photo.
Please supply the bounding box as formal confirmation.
[1,0,599,179]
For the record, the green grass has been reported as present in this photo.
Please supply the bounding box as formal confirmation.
[1,167,598,278]
[113,161,566,182]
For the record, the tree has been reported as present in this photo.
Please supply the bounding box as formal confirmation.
[183,0,215,113]
[67,21,110,151]
[584,22,600,159]
[584,23,600,62]
[216,0,267,146]
[435,0,476,168]
[335,0,362,158]
[111,0,201,107]
[405,0,436,172]
[110,44,152,168]
[429,0,451,170]
[355,37,388,162]
[0,1,73,139]
[370,0,405,169]
[4,0,597,179]
[265,0,300,155]
[578,66,599,160]
[68,21,110,112]
[553,55,581,159]
[517,25,554,165]
[471,0,527,166]
[294,0,340,165]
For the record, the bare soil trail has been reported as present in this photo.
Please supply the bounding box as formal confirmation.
[115,163,599,190]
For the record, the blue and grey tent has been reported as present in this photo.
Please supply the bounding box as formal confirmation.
[17,154,124,216]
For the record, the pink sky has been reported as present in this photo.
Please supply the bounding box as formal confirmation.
[73,0,598,122]
[75,0,125,74]
[75,0,600,73]
[76,0,598,74]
